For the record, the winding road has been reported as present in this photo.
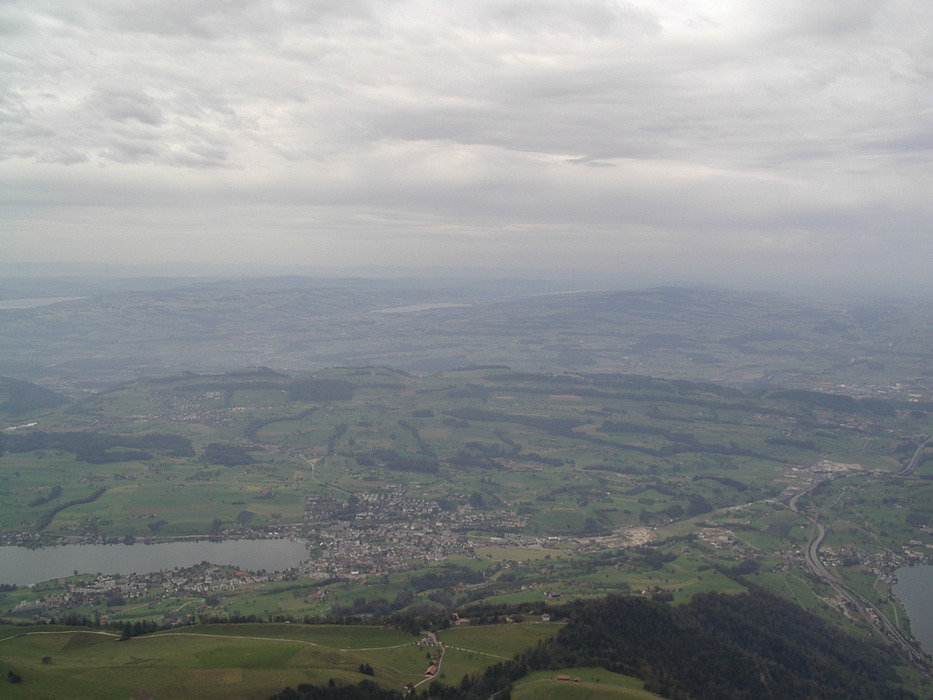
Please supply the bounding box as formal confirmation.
[787,441,933,673]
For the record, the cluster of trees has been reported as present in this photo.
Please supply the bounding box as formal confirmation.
[598,418,682,438]
[637,493,712,524]
[396,420,431,451]
[269,664,523,700]
[597,419,773,460]
[0,377,69,415]
[489,369,749,402]
[173,378,284,393]
[0,430,193,462]
[287,379,355,402]
[410,565,485,593]
[28,485,62,507]
[270,679,399,700]
[520,452,564,466]
[445,384,491,399]
[545,587,913,700]
[201,443,255,466]
[438,403,781,467]
[119,619,161,639]
[767,389,896,416]
[35,487,107,531]
[329,591,415,617]
[443,408,582,437]
[447,437,564,470]
[449,450,505,471]
[692,474,748,491]
[765,436,818,450]
[326,423,348,454]
[355,448,440,474]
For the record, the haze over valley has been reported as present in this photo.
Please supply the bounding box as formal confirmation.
[5,0,933,696]
[3,272,932,401]
[2,271,933,698]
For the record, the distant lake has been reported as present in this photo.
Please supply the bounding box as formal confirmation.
[0,539,309,586]
[893,564,933,654]
[371,302,471,314]
[0,297,85,309]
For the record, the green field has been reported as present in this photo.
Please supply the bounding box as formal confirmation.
[514,668,661,700]
[3,365,933,696]
[0,623,412,700]
[3,367,933,617]
[0,621,582,700]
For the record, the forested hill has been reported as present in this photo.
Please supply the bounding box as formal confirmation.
[546,586,915,700]
[0,377,70,415]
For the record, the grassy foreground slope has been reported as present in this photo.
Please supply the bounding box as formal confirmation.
[513,668,664,700]
[0,621,563,700]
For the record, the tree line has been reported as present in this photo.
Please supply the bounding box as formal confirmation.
[269,584,917,700]
[0,430,194,463]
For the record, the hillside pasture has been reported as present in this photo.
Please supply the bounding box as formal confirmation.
[0,623,430,700]
[513,667,661,700]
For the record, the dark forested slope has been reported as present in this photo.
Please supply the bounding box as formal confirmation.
[550,587,915,700]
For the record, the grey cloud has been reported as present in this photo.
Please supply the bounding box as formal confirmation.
[763,0,881,37]
[99,137,164,163]
[37,148,89,165]
[566,157,615,167]
[2,0,933,289]
[85,86,164,125]
[92,0,278,38]
[62,0,379,39]
[478,0,660,37]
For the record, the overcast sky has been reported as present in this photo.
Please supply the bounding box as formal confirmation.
[2,0,932,289]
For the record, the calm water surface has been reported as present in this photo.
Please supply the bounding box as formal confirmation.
[0,539,308,586]
[0,297,85,309]
[893,564,933,654]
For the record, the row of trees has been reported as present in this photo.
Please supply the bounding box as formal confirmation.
[1,430,194,462]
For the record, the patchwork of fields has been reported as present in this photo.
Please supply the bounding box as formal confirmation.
[2,362,933,697]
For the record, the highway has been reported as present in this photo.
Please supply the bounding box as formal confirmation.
[787,454,933,674]
[898,436,931,476]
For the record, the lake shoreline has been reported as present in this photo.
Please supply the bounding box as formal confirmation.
[0,538,310,587]
[893,564,933,656]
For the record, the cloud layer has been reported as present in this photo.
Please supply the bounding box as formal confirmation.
[2,0,932,288]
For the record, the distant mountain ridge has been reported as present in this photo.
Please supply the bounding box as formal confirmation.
[0,378,70,415]
[0,277,930,398]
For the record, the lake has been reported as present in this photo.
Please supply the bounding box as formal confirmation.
[0,297,85,309]
[893,564,933,654]
[0,539,309,586]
